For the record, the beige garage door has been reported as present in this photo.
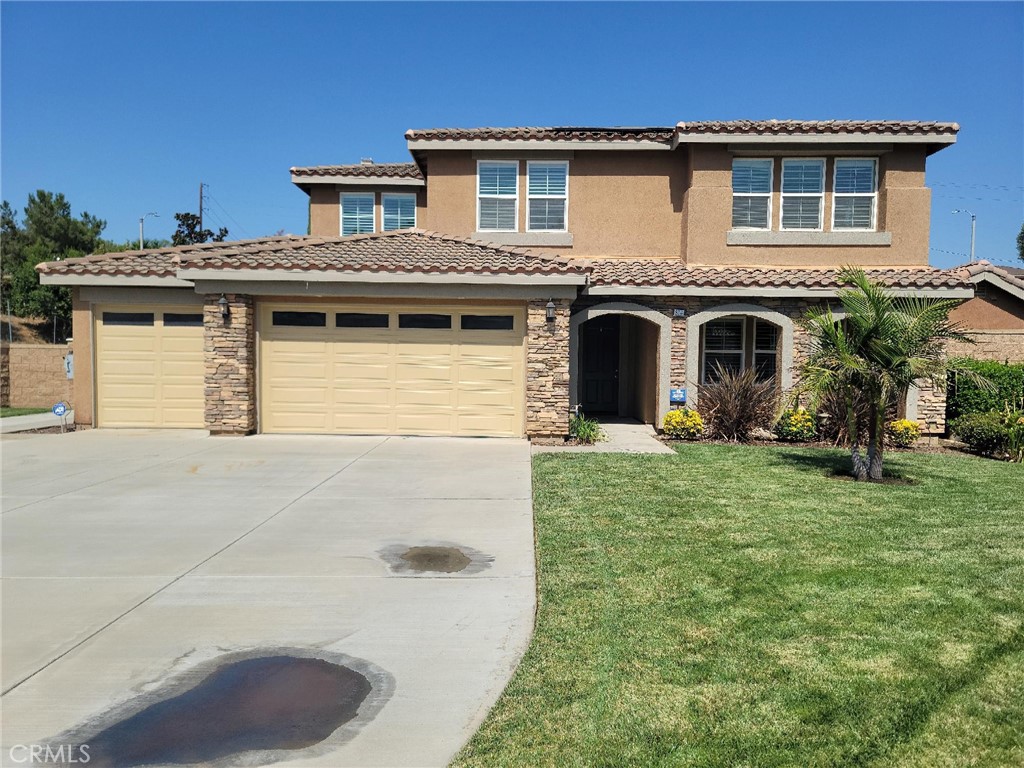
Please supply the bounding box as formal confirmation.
[259,303,525,436]
[94,306,205,428]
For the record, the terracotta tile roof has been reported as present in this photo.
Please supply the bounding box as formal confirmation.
[953,260,1024,292]
[586,259,971,291]
[38,231,585,280]
[405,126,675,144]
[290,162,423,180]
[675,119,960,137]
[36,236,306,278]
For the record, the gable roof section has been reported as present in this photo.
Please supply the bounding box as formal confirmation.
[37,230,587,287]
[585,260,972,297]
[674,119,959,152]
[290,162,424,187]
[952,261,1024,302]
[405,126,675,152]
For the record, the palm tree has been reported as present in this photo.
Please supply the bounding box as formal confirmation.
[799,268,974,482]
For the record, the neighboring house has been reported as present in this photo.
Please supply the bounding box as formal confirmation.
[947,262,1024,364]
[40,120,981,439]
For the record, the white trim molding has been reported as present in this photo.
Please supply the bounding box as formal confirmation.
[39,274,195,288]
[291,174,425,187]
[569,301,673,424]
[685,303,796,408]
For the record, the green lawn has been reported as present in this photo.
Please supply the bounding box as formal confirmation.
[0,406,52,418]
[455,445,1024,768]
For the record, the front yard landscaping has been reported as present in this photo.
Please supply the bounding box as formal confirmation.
[455,444,1023,767]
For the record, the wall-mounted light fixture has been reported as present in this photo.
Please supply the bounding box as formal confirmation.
[545,300,556,324]
[218,294,230,321]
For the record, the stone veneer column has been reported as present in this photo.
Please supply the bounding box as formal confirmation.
[914,380,948,436]
[526,298,571,438]
[204,293,257,435]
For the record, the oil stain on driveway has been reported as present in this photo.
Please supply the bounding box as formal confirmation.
[1,430,536,767]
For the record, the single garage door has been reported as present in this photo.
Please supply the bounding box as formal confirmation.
[94,306,205,427]
[259,302,525,436]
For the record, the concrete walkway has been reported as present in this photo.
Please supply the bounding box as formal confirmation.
[1,430,536,768]
[0,409,74,434]
[533,419,674,454]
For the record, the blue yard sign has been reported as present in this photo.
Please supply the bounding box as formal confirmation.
[670,388,687,404]
[52,402,67,417]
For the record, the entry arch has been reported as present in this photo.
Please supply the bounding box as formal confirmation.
[569,301,672,423]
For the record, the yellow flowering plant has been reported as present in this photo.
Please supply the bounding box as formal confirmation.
[775,408,817,442]
[663,408,704,440]
[885,418,921,448]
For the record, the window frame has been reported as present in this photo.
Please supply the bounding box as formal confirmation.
[731,158,773,231]
[526,160,569,233]
[752,319,779,382]
[340,192,376,236]
[831,157,878,232]
[780,158,826,232]
[381,192,417,232]
[701,318,746,384]
[476,160,519,233]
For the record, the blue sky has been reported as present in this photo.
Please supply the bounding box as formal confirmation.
[2,1,1021,268]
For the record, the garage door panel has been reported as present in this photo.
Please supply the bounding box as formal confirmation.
[260,303,524,437]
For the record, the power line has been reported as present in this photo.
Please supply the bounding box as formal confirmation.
[934,193,1022,203]
[932,181,1024,192]
[206,192,252,239]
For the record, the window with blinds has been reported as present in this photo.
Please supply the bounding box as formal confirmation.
[753,320,778,382]
[478,161,518,231]
[382,194,416,231]
[833,159,877,231]
[341,194,375,236]
[732,159,772,229]
[527,162,568,231]
[702,319,745,383]
[781,159,824,230]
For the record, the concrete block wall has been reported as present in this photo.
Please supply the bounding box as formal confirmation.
[1,343,72,409]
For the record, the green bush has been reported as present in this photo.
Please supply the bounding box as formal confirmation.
[949,412,1010,456]
[570,412,603,445]
[775,408,818,442]
[947,358,1024,420]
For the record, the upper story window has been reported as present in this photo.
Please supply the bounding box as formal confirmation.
[832,159,877,231]
[731,159,772,230]
[382,193,416,231]
[780,159,825,230]
[527,162,568,231]
[341,193,374,235]
[477,161,518,231]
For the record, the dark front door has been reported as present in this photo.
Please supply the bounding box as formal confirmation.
[579,314,620,414]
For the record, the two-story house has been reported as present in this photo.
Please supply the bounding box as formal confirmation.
[40,120,978,439]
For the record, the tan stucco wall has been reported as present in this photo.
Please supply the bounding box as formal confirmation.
[71,290,93,425]
[418,150,686,258]
[683,145,931,267]
[309,185,426,237]
[949,288,1024,330]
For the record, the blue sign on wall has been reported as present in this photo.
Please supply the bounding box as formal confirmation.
[670,388,687,404]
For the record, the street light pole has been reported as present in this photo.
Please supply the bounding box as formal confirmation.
[139,212,159,250]
[952,209,976,263]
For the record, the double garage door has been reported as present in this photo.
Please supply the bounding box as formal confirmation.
[94,305,205,428]
[259,302,526,437]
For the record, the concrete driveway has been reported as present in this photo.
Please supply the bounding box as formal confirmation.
[1,430,536,767]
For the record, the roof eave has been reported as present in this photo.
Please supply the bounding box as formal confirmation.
[289,173,425,187]
[406,139,671,152]
[176,268,587,286]
[585,285,973,298]
[39,273,193,288]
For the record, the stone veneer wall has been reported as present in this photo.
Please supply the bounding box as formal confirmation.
[914,380,947,435]
[204,294,257,435]
[0,343,9,407]
[947,332,1024,364]
[526,298,571,437]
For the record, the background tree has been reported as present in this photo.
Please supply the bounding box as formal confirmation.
[798,269,974,482]
[171,212,227,246]
[0,191,105,340]
[1017,222,1023,262]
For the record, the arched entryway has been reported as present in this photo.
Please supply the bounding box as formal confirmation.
[569,302,672,425]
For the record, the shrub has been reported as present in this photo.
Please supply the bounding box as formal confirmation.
[775,408,818,442]
[814,387,899,447]
[949,412,1010,456]
[947,358,1024,420]
[697,364,779,442]
[1008,414,1024,463]
[885,418,921,448]
[663,408,704,440]
[569,412,603,445]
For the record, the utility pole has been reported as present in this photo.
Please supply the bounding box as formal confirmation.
[952,209,977,263]
[199,182,204,232]
[139,212,159,250]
